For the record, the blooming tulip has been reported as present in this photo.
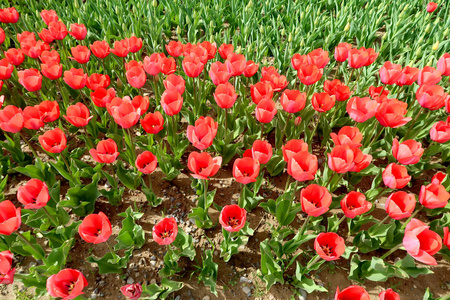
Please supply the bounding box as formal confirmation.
[327,145,355,173]
[0,59,14,80]
[280,89,306,113]
[379,289,400,300]
[385,191,416,220]
[335,286,370,300]
[64,68,87,90]
[219,205,246,232]
[282,139,309,163]
[287,151,318,181]
[418,182,450,209]
[17,179,50,209]
[188,152,222,180]
[397,66,420,86]
[403,218,442,265]
[48,21,67,40]
[186,116,218,150]
[0,200,21,235]
[0,105,23,133]
[349,148,372,172]
[426,2,438,13]
[416,84,448,110]
[346,96,378,123]
[22,106,44,130]
[225,53,246,76]
[126,66,146,88]
[233,157,260,184]
[334,42,352,62]
[163,74,185,94]
[323,79,351,101]
[165,41,183,57]
[110,39,130,57]
[379,61,402,85]
[375,99,411,128]
[243,60,259,77]
[90,41,110,59]
[209,61,231,85]
[218,43,234,59]
[430,117,450,143]
[0,250,15,284]
[70,45,90,64]
[0,8,19,24]
[314,232,345,261]
[135,151,158,175]
[68,23,87,40]
[46,269,88,300]
[418,66,441,86]
[297,64,322,85]
[141,111,164,134]
[300,184,332,217]
[152,218,178,245]
[128,36,143,53]
[382,163,411,189]
[78,212,112,244]
[160,90,183,116]
[214,82,237,109]
[38,101,60,123]
[4,48,24,66]
[437,53,450,76]
[120,284,142,300]
[255,99,277,123]
[38,128,67,153]
[330,126,362,149]
[250,82,273,104]
[392,138,424,165]
[91,88,116,108]
[341,191,372,219]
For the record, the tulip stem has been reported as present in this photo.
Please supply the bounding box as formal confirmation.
[284,176,291,191]
[371,214,391,232]
[260,122,265,139]
[278,113,292,147]
[326,172,336,189]
[19,132,38,158]
[203,179,208,206]
[171,115,178,146]
[367,126,384,148]
[122,57,127,83]
[334,62,341,79]
[106,241,116,257]
[380,243,402,260]
[347,68,355,86]
[16,232,44,260]
[299,215,310,236]
[126,128,137,166]
[306,254,321,270]
[403,107,425,141]
[331,214,347,232]
[401,207,422,230]
[147,173,153,191]
[371,186,387,202]
[224,108,228,141]
[193,77,197,116]
[308,112,320,150]
[42,207,59,228]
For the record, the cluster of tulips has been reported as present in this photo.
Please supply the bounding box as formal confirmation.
[0,4,450,300]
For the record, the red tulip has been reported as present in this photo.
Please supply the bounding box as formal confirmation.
[48,21,67,40]
[243,60,259,77]
[0,58,14,80]
[186,116,218,150]
[18,68,42,92]
[41,61,62,80]
[187,151,222,180]
[361,47,378,66]
[327,145,355,173]
[63,102,92,127]
[0,250,15,284]
[38,28,55,43]
[0,8,19,24]
[341,191,372,219]
[78,212,112,244]
[334,42,352,62]
[307,48,329,69]
[152,217,178,245]
[22,106,44,130]
[126,66,146,88]
[0,28,4,44]
[233,157,260,184]
[110,39,130,57]
[430,117,450,143]
[209,61,231,85]
[426,2,438,13]
[189,45,208,64]
[21,40,49,59]
[40,50,60,64]
[291,53,307,70]
[68,23,87,40]
[159,57,176,75]
[312,92,335,112]
[70,45,90,64]
[38,100,60,123]
[369,85,390,103]
[86,73,110,90]
[330,126,363,149]
[348,48,369,69]
[17,31,35,44]
[40,10,58,25]
[130,95,148,116]
[107,98,141,128]
[91,87,116,108]
[301,184,332,217]
[46,269,88,300]
[431,171,447,185]
[379,288,400,300]
[379,61,402,85]
[4,48,24,66]
[403,218,442,265]
[323,79,351,101]
[143,53,164,76]
[260,66,287,91]
[444,227,450,250]
[255,99,277,123]
[392,138,424,165]
[419,182,450,209]
[397,66,420,86]
[182,53,204,77]
[163,74,185,94]
[225,53,246,76]
[437,53,450,76]
[335,286,370,300]
[250,81,273,104]
[135,151,158,175]
[375,99,411,128]
[249,140,272,164]
[120,284,142,300]
[0,105,23,133]
[214,82,237,109]
[219,205,246,232]
[385,191,416,220]
[314,232,345,261]
[280,89,306,113]
[282,139,309,162]
[165,41,183,57]
[418,66,441,86]
[160,89,183,116]
[125,60,142,71]
[141,111,164,134]
[382,163,411,189]
[128,36,143,53]
[200,41,217,60]
[218,43,234,59]
[416,84,448,110]
[349,148,372,172]
[297,64,323,85]
[0,200,21,235]
[287,151,318,182]
[64,68,87,90]
[90,41,110,59]
[39,128,66,153]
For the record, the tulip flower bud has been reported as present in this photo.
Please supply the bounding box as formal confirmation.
[444,28,449,36]
[186,15,191,25]
[344,22,350,31]
[408,60,415,67]
[176,26,181,34]
[382,33,388,41]
[295,28,300,35]
[193,11,197,19]
[314,18,319,26]
[432,41,439,51]
[247,43,252,52]
[415,47,422,57]
[300,40,305,47]
[259,25,264,34]
[244,26,250,36]
[425,24,431,33]
[300,12,305,20]
[417,36,424,44]
[336,11,340,18]
[152,0,157,7]
[281,28,286,36]
[425,14,431,21]
[117,77,123,88]
[288,33,293,43]
[294,116,302,126]
[376,15,383,24]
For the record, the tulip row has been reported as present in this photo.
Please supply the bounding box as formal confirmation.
[0,2,450,300]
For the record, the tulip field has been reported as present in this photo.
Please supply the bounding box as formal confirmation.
[1,0,450,299]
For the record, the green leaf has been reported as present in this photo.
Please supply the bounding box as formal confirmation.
[292,262,327,293]
[198,249,218,296]
[115,207,146,250]
[86,248,133,274]
[59,173,101,216]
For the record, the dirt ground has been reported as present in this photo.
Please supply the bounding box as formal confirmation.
[2,137,450,300]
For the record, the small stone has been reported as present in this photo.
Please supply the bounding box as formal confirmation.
[150,279,156,285]
[299,288,307,300]
[242,286,251,296]
[240,276,251,283]
[413,284,417,289]
[150,261,156,267]
[175,296,181,300]
[127,277,134,284]
[202,296,210,300]
[90,294,98,299]
[135,272,140,277]
[150,256,157,261]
